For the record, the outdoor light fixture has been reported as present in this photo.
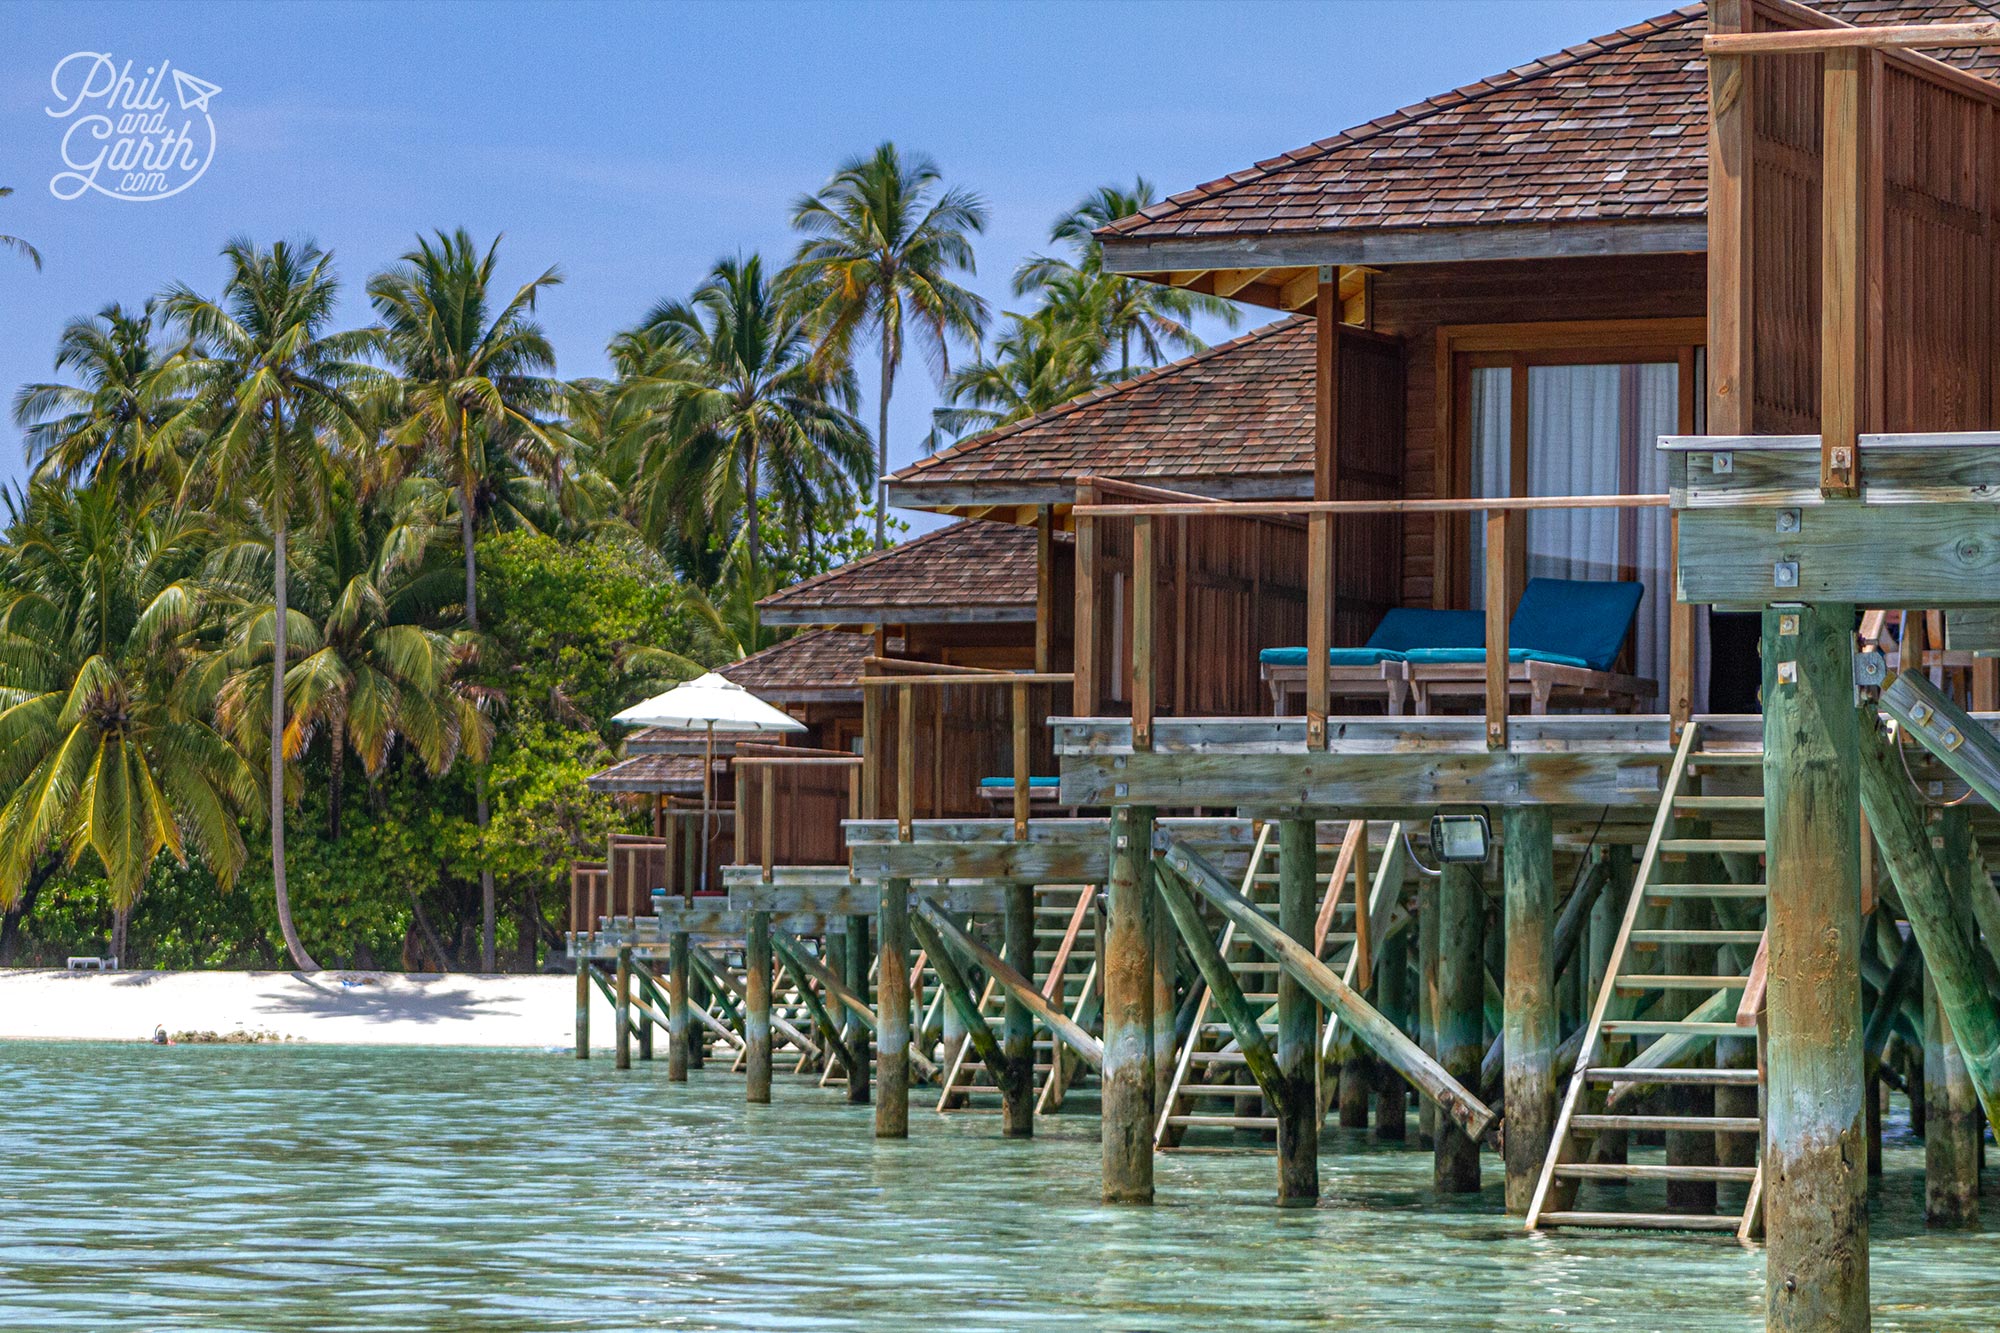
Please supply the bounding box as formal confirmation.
[1429,810,1492,864]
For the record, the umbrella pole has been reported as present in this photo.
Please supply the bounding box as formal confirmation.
[701,721,715,898]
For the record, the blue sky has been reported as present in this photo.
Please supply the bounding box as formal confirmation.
[0,0,1670,528]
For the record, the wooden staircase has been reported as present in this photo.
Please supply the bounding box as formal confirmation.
[1529,722,1769,1235]
[935,885,1098,1113]
[1156,821,1378,1148]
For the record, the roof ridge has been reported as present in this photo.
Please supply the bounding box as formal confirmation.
[1097,3,1706,239]
[891,315,1312,483]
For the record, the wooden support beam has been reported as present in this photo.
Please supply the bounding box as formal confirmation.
[1923,946,1980,1229]
[666,931,690,1081]
[1502,807,1555,1215]
[1103,805,1156,1204]
[1705,20,2000,54]
[1819,48,1869,497]
[897,684,915,840]
[745,914,773,1102]
[1306,512,1331,750]
[1484,509,1510,748]
[574,957,591,1060]
[1277,819,1320,1204]
[1762,603,1868,1333]
[1132,516,1155,753]
[772,942,862,1083]
[843,921,871,1103]
[1418,873,1439,1146]
[876,878,911,1137]
[614,945,633,1071]
[1002,883,1036,1136]
[1436,862,1485,1193]
[1157,837,1497,1145]
[1375,930,1410,1140]
[907,907,1014,1093]
[914,896,1102,1069]
[1856,691,2000,1129]
[1035,505,1053,675]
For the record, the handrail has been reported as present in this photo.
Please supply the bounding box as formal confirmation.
[1098,492,1681,753]
[734,749,862,883]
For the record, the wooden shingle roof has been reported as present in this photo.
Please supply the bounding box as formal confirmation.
[718,629,870,700]
[884,319,1315,513]
[757,521,1055,625]
[1098,1,2000,260]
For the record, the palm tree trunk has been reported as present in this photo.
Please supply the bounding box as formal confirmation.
[112,904,129,969]
[271,506,319,973]
[329,726,345,842]
[875,340,892,549]
[745,440,762,644]
[461,470,497,973]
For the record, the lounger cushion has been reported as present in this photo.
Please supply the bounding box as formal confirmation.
[978,775,1060,789]
[1259,646,1404,666]
[1401,646,1594,670]
[1510,577,1645,673]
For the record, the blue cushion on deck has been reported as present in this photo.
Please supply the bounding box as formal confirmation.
[1402,646,1594,670]
[1258,607,1487,668]
[1259,646,1405,667]
[1510,577,1645,673]
[979,775,1060,789]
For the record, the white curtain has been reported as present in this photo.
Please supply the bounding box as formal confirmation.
[1468,361,1708,709]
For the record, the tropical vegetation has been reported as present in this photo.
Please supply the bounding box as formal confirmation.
[0,155,1221,972]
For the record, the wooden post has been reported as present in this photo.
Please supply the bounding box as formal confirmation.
[574,957,591,1060]
[844,918,871,1104]
[1819,48,1868,497]
[1073,483,1098,717]
[746,910,772,1103]
[1012,680,1031,839]
[1502,806,1554,1215]
[1924,954,1979,1228]
[636,984,654,1062]
[667,929,690,1082]
[1706,0,1755,436]
[614,945,633,1071]
[1484,509,1510,749]
[1278,819,1321,1204]
[1103,805,1156,1203]
[1306,513,1331,749]
[1375,930,1409,1140]
[1418,874,1440,1146]
[861,682,880,820]
[896,685,914,840]
[996,884,1037,1137]
[1436,862,1484,1193]
[1762,603,1867,1333]
[1669,513,1694,740]
[877,877,911,1138]
[1035,505,1054,675]
[1132,516,1155,753]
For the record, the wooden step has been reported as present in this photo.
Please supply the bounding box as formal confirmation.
[1628,930,1766,947]
[1645,884,1767,900]
[1584,1065,1760,1085]
[1166,1114,1276,1128]
[1601,1020,1746,1038]
[1688,752,1763,766]
[1555,1163,1759,1182]
[1615,975,1750,991]
[1659,838,1766,855]
[1572,1114,1761,1133]
[1537,1210,1744,1232]
[1673,795,1765,811]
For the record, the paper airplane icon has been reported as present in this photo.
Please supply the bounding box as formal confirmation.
[172,69,221,113]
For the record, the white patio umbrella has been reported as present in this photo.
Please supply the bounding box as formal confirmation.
[612,673,805,894]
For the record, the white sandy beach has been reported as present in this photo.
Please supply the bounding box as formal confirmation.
[0,968,614,1047]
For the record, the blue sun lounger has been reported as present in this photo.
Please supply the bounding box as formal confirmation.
[1259,607,1484,714]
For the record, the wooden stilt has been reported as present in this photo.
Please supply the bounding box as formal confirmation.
[574,957,591,1060]
[1436,862,1484,1194]
[1762,602,1868,1333]
[1418,874,1439,1147]
[686,967,707,1069]
[1375,931,1409,1141]
[1502,806,1555,1215]
[1103,805,1156,1204]
[1278,819,1321,1204]
[1926,810,1980,1229]
[667,930,690,1082]
[747,911,772,1103]
[875,879,911,1136]
[614,945,633,1071]
[1151,829,1178,1126]
[844,917,871,1104]
[637,988,654,1062]
[1001,883,1036,1137]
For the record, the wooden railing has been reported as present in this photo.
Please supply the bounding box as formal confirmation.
[568,860,607,946]
[1072,493,1688,750]
[859,658,1075,838]
[732,744,863,880]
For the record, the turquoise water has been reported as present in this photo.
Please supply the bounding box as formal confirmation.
[0,1043,1994,1331]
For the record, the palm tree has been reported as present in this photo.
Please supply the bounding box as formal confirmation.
[204,480,487,843]
[1013,178,1237,375]
[0,483,258,966]
[625,254,870,602]
[0,186,40,270]
[931,304,1110,440]
[160,238,374,972]
[366,229,563,971]
[788,142,988,547]
[13,303,198,494]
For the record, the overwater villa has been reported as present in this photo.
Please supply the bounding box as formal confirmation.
[569,3,2000,1330]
